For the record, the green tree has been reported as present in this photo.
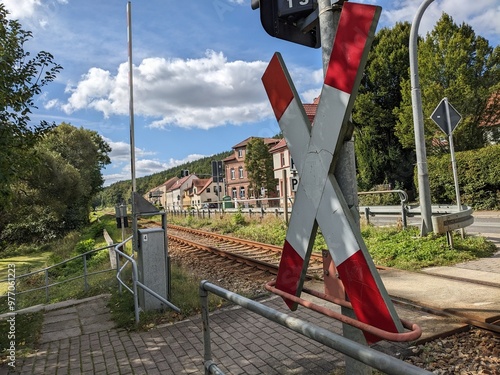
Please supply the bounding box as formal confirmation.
[41,123,111,228]
[0,4,62,207]
[1,124,111,243]
[2,149,83,243]
[395,13,500,154]
[353,22,415,190]
[244,138,276,199]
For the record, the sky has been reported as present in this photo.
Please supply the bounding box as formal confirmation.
[4,0,500,186]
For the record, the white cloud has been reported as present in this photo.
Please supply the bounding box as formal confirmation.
[301,88,321,104]
[103,151,208,186]
[59,50,275,129]
[3,0,68,28]
[381,0,500,44]
[3,0,42,19]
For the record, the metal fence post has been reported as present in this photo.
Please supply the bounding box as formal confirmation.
[45,269,49,303]
[116,247,122,293]
[83,255,89,293]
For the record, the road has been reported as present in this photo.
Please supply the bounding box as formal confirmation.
[365,211,500,240]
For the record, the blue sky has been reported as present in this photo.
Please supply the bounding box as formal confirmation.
[4,0,500,186]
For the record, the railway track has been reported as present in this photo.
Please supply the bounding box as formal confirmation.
[165,224,500,336]
[167,224,325,278]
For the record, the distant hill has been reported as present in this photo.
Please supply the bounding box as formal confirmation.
[99,150,233,206]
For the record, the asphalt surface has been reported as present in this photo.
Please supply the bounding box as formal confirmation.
[2,217,499,375]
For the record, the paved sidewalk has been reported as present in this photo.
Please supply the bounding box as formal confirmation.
[4,294,352,375]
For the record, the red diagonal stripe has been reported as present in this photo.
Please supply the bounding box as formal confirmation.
[336,249,399,344]
[275,240,305,310]
[325,3,380,94]
[262,53,294,122]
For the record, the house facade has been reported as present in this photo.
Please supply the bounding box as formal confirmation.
[269,139,294,208]
[269,97,319,207]
[145,176,178,208]
[223,137,280,206]
[165,174,198,210]
[184,178,223,208]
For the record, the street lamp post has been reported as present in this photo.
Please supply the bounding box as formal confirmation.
[409,0,435,235]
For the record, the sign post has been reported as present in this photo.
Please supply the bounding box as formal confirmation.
[431,97,463,237]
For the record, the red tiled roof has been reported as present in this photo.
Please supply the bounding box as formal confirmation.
[269,138,287,153]
[479,91,500,128]
[197,178,213,194]
[167,174,195,192]
[232,136,280,149]
[303,96,319,123]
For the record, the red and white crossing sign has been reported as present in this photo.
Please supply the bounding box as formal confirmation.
[262,2,403,344]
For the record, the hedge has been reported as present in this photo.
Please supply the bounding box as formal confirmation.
[422,144,500,210]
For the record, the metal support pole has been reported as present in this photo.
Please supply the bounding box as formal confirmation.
[83,255,88,293]
[116,247,122,294]
[45,269,49,303]
[283,169,289,225]
[127,2,138,254]
[317,1,369,373]
[444,97,464,238]
[410,0,435,235]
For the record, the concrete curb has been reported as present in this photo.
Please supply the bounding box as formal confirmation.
[0,294,111,320]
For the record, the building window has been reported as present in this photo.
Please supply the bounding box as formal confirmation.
[207,188,210,193]
[238,149,243,158]
[281,152,285,167]
[239,166,244,179]
[232,187,237,199]
[239,187,245,198]
[231,168,235,179]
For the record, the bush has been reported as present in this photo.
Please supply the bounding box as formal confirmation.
[423,145,500,209]
[75,239,96,255]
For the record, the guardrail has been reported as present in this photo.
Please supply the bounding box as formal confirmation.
[431,207,474,247]
[358,190,409,227]
[199,281,432,375]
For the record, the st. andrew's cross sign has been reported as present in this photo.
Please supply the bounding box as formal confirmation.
[262,2,403,344]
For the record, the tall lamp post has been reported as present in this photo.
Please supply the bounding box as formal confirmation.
[409,0,435,235]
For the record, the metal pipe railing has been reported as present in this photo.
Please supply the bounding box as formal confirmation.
[266,280,421,342]
[0,244,116,302]
[200,281,432,375]
[358,189,409,227]
[114,237,180,324]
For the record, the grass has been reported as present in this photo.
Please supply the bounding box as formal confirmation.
[169,213,497,270]
[0,253,52,295]
[108,261,226,332]
[0,312,44,365]
[362,225,496,270]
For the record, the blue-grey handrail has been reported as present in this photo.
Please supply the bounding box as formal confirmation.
[200,281,431,375]
[0,244,116,302]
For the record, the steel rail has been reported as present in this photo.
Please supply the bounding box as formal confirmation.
[168,224,324,262]
[168,235,280,274]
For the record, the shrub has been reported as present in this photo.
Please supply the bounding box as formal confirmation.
[423,145,500,209]
[75,239,96,255]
